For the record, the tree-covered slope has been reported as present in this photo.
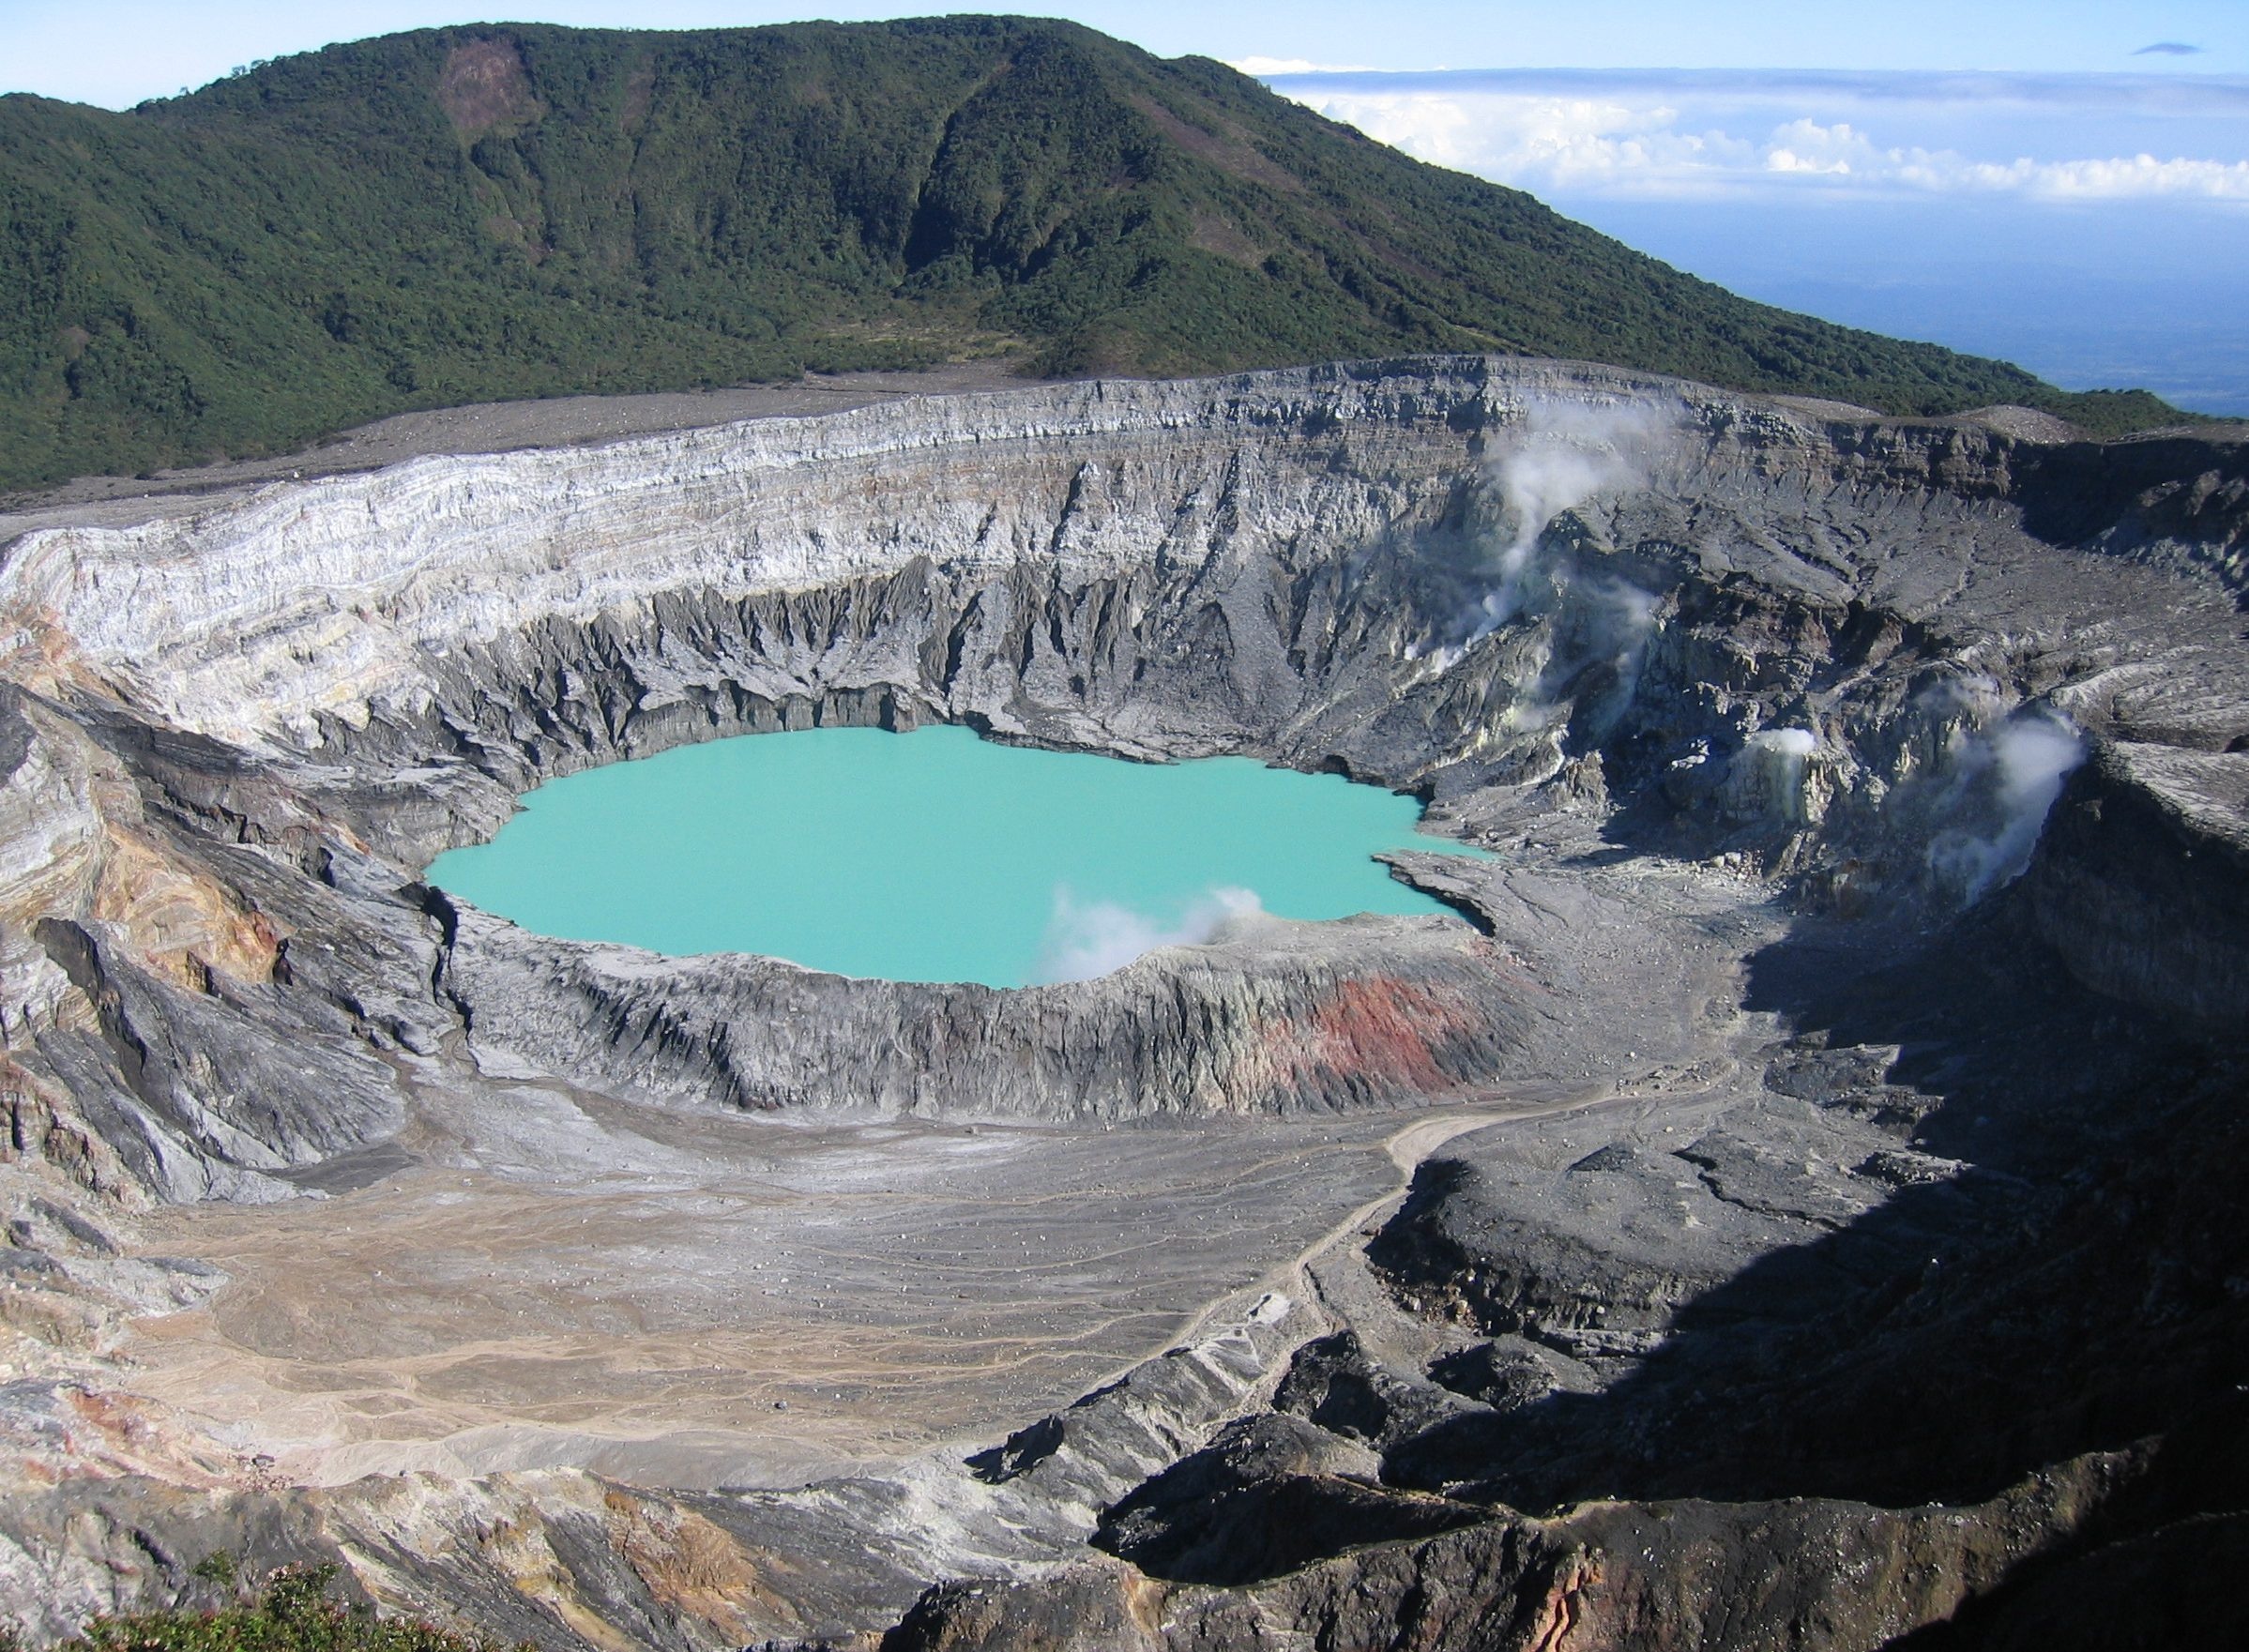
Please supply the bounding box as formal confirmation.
[0,16,2185,490]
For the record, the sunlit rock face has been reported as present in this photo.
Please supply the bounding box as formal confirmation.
[0,357,2243,1649]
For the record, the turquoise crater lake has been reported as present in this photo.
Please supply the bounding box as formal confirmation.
[424,725,1482,988]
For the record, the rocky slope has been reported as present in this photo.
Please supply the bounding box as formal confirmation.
[0,356,2243,1645]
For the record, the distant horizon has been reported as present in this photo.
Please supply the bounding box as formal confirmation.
[1251,60,2249,415]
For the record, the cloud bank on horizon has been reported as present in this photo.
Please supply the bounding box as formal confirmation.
[1250,67,2249,206]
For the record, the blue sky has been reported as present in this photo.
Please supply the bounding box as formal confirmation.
[5,3,2245,410]
[6,2,2244,108]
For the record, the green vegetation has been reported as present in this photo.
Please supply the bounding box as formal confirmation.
[0,17,2193,491]
[0,1560,514,1652]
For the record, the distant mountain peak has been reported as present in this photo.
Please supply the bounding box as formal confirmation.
[0,16,2181,490]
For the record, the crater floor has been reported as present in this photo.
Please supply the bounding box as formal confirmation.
[122,1092,1415,1489]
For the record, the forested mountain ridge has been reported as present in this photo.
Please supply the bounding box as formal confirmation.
[0,16,2184,491]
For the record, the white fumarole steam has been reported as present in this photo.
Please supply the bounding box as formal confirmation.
[1466,397,1676,644]
[1733,726,1822,822]
[1032,886,1265,984]
[1925,708,2087,900]
[1747,727,1820,760]
[1410,399,1678,709]
[1407,396,1680,734]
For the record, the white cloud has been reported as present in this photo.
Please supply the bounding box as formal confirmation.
[1297,90,1755,194]
[1228,55,1380,76]
[1265,70,2249,205]
[1966,152,2249,198]
[1749,116,2249,199]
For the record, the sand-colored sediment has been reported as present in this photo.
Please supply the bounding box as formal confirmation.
[121,1070,1403,1489]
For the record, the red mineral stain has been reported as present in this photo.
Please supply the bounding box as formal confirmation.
[1263,974,1479,1094]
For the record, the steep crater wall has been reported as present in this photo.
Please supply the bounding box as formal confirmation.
[0,356,2242,1199]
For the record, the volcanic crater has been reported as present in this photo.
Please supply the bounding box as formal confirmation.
[0,356,2244,1648]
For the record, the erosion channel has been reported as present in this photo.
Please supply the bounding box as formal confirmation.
[0,357,2243,1649]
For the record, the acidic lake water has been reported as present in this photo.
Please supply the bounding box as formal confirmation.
[424,725,1480,987]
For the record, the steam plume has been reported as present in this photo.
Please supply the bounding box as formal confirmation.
[1731,726,1822,822]
[1467,397,1675,643]
[1925,708,2086,900]
[1747,727,1819,760]
[1412,396,1679,734]
[1032,886,1264,984]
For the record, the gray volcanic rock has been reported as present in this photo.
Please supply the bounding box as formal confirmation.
[1271,1329,1474,1449]
[2019,741,2249,1026]
[440,900,1529,1121]
[0,356,2243,1648]
[1087,1413,1486,1586]
[887,1451,2152,1652]
[1426,1335,1598,1411]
